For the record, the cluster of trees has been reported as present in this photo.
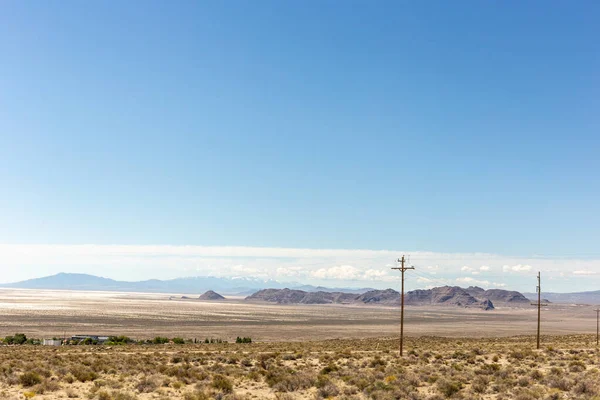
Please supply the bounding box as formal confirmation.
[236,336,252,343]
[105,335,135,345]
[2,333,39,345]
[151,336,185,344]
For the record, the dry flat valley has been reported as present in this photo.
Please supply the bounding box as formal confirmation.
[0,289,596,340]
[1,289,600,400]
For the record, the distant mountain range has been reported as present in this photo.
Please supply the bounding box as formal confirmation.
[0,273,374,296]
[524,290,600,305]
[2,273,597,306]
[246,285,532,310]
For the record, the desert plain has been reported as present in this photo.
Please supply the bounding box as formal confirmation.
[1,288,600,400]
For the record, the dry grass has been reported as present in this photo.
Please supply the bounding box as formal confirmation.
[1,335,600,399]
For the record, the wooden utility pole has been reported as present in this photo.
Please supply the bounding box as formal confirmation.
[537,272,541,349]
[595,308,600,347]
[530,272,548,350]
[391,255,414,356]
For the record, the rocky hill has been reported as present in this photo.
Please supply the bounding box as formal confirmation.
[405,286,485,308]
[246,286,534,310]
[199,290,226,300]
[464,286,530,305]
[246,288,356,304]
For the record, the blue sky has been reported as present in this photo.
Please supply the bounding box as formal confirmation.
[1,2,599,291]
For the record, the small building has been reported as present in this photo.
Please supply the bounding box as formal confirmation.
[43,339,62,346]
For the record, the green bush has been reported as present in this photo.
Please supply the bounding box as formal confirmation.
[172,337,185,345]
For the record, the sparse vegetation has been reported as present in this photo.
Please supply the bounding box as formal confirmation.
[1,334,599,399]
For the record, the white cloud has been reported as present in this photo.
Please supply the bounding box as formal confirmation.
[311,265,361,280]
[456,277,506,288]
[456,277,480,284]
[310,265,392,281]
[573,270,597,275]
[275,267,304,278]
[363,269,389,280]
[479,266,490,271]
[471,271,480,275]
[502,264,533,273]
[461,266,473,272]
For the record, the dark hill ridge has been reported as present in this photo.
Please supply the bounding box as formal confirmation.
[405,286,483,307]
[199,290,225,300]
[246,288,356,304]
[246,286,534,310]
[464,286,530,305]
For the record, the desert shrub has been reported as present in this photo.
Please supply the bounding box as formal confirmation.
[153,337,169,344]
[530,369,543,380]
[318,381,339,397]
[320,363,339,375]
[267,371,315,392]
[184,390,211,400]
[513,389,538,400]
[34,379,61,393]
[518,376,531,387]
[573,377,599,395]
[172,380,184,389]
[369,356,387,367]
[172,338,185,345]
[135,376,159,393]
[212,374,233,393]
[71,367,98,382]
[436,379,462,397]
[546,376,573,391]
[112,392,138,400]
[471,376,488,394]
[569,360,586,372]
[19,372,42,387]
[236,337,252,343]
[97,391,112,400]
[64,373,76,384]
[240,358,253,367]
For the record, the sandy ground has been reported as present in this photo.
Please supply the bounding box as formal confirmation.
[0,288,597,341]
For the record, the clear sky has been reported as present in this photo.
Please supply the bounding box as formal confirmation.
[1,1,599,291]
